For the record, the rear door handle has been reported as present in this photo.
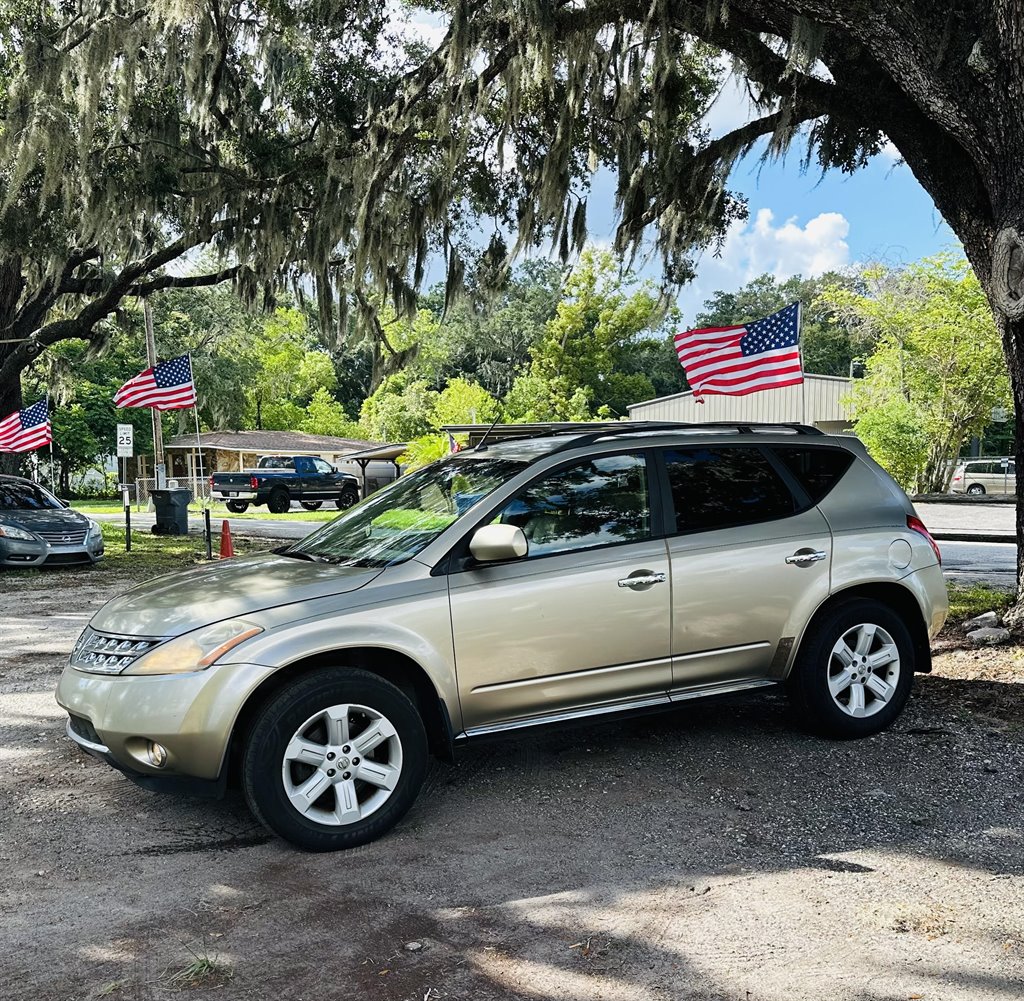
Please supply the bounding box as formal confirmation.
[618,572,667,588]
[785,549,828,566]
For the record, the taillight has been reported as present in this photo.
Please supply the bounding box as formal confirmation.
[907,514,941,565]
[952,475,962,482]
[208,476,214,489]
[250,476,259,489]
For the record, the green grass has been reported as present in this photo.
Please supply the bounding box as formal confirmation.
[71,499,337,522]
[946,582,1015,623]
[94,523,270,574]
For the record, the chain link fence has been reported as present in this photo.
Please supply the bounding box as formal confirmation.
[134,475,212,506]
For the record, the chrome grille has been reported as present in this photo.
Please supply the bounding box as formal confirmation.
[37,529,87,546]
[71,627,163,675]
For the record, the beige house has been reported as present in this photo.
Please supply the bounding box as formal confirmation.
[627,373,855,433]
[132,430,402,500]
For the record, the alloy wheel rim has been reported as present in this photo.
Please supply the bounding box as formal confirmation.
[827,623,901,718]
[281,703,403,826]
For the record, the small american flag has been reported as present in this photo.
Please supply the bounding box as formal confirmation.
[447,432,463,454]
[0,398,52,453]
[675,302,803,401]
[114,354,197,410]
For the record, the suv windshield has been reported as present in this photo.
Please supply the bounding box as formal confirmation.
[286,455,525,567]
[0,481,62,511]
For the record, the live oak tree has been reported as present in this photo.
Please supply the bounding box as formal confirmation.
[10,1,1024,594]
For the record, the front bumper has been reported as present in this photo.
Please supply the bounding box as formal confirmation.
[56,660,276,782]
[0,535,104,567]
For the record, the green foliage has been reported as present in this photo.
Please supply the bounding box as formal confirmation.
[299,387,364,439]
[851,399,929,492]
[394,435,452,471]
[512,248,665,420]
[824,256,1011,492]
[433,378,499,427]
[360,378,439,441]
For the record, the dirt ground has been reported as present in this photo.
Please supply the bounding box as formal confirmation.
[1,560,1022,1001]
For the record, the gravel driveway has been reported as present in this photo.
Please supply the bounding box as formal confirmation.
[1,563,1022,1001]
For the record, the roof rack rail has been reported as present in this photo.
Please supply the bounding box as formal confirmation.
[470,420,823,451]
[530,421,822,455]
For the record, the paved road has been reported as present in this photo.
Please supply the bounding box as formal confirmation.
[92,510,314,541]
[941,540,1016,586]
[916,500,1014,538]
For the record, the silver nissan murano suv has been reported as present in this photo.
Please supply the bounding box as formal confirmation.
[57,423,948,850]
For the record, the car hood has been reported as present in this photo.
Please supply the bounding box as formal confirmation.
[0,507,89,533]
[91,552,384,637]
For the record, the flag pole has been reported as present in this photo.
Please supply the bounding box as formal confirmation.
[797,301,807,426]
[189,355,206,507]
[47,395,56,490]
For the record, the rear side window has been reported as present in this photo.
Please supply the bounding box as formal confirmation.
[662,447,795,533]
[773,446,854,503]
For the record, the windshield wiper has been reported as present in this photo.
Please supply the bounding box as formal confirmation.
[276,548,324,562]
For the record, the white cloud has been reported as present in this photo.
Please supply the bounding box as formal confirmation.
[676,208,851,317]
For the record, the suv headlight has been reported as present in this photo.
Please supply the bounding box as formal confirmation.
[0,523,36,541]
[123,620,263,676]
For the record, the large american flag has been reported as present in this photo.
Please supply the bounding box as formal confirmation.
[675,302,804,401]
[0,398,52,453]
[114,354,197,410]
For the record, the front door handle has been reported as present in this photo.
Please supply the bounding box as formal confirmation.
[617,571,667,588]
[785,549,828,566]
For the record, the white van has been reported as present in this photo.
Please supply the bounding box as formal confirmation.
[949,457,1016,495]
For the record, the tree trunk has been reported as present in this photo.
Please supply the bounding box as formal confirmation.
[0,257,26,476]
[995,312,1024,623]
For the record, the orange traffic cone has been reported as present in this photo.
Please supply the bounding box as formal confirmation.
[219,520,235,559]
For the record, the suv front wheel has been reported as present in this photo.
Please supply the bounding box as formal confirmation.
[242,668,428,850]
[788,598,915,739]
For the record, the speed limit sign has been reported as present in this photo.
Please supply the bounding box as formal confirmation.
[116,423,134,458]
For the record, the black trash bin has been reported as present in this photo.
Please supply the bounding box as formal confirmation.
[150,488,192,536]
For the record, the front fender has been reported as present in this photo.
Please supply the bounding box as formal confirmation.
[218,573,461,730]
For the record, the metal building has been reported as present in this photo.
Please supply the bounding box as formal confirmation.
[627,374,854,433]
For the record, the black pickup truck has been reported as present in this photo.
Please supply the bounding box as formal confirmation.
[210,455,361,514]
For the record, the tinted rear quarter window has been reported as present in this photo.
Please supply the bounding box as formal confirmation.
[663,447,796,533]
[772,446,855,503]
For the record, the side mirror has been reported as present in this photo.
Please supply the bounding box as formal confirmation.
[469,524,528,563]
[59,498,70,508]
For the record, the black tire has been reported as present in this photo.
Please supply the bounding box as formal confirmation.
[336,486,359,510]
[966,483,986,495]
[267,489,291,514]
[787,598,915,739]
[242,668,428,851]
[300,501,323,511]
[225,500,249,513]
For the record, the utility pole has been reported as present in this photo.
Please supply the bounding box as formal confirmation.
[143,299,166,488]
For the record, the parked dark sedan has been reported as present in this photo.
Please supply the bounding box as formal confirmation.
[0,475,104,568]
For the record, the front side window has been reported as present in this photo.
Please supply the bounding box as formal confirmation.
[313,458,333,474]
[0,481,62,511]
[288,455,525,567]
[663,447,795,533]
[495,453,650,558]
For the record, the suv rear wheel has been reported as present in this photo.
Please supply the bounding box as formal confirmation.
[242,668,428,850]
[788,598,915,738]
[966,483,986,495]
